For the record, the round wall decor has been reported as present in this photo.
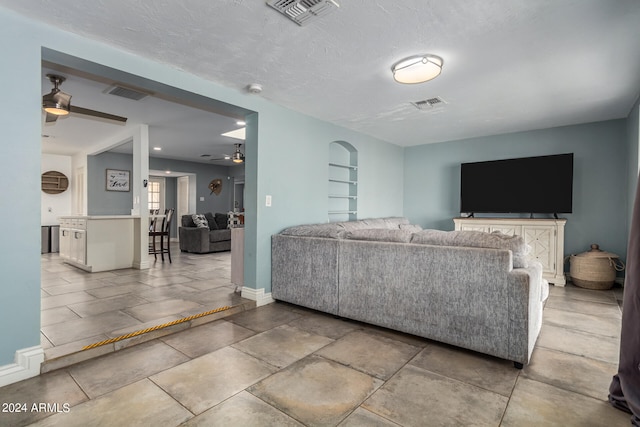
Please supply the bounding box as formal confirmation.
[209,178,222,195]
[41,171,69,194]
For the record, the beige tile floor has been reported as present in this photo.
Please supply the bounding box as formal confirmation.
[38,244,255,370]
[0,265,632,426]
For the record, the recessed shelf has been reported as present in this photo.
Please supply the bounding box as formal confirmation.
[329,179,357,185]
[329,141,358,221]
[329,162,357,170]
[329,195,357,199]
[329,210,358,215]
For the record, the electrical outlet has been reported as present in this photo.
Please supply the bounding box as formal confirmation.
[200,196,205,202]
[265,195,272,207]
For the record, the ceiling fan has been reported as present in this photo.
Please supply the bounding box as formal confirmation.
[209,143,245,164]
[42,74,128,124]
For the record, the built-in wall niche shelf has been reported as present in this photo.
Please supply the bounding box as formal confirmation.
[328,195,358,199]
[328,162,358,170]
[41,171,69,194]
[328,178,358,185]
[328,141,358,222]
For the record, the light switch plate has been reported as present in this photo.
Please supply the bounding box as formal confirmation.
[266,195,272,207]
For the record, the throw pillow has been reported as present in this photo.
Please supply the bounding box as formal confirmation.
[204,212,218,230]
[192,214,209,229]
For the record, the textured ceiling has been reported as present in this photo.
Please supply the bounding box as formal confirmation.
[4,0,640,157]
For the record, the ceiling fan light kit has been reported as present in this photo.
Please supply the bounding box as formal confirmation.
[43,74,71,115]
[232,143,245,163]
[42,73,128,124]
[392,54,443,84]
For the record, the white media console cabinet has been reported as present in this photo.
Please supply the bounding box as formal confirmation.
[453,217,567,286]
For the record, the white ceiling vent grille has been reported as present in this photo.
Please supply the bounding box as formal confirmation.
[267,0,340,26]
[411,97,447,110]
[105,85,149,101]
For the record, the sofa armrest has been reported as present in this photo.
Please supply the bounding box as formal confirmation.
[179,226,209,253]
[507,261,544,364]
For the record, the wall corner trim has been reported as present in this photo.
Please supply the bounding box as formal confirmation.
[241,287,275,307]
[0,346,44,387]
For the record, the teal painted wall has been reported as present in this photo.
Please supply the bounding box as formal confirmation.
[247,105,404,293]
[404,120,629,262]
[0,10,42,365]
[0,7,403,365]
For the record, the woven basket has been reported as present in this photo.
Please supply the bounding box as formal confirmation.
[568,244,624,290]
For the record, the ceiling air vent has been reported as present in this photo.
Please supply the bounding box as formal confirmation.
[267,0,340,26]
[411,97,446,110]
[105,85,149,101]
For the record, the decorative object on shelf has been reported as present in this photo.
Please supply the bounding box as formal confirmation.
[41,170,69,194]
[106,169,130,192]
[568,244,625,290]
[209,178,223,195]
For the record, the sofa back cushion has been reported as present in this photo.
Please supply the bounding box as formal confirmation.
[204,212,219,230]
[411,229,530,268]
[280,223,344,239]
[182,215,196,228]
[345,228,413,243]
[279,217,414,239]
[214,213,228,230]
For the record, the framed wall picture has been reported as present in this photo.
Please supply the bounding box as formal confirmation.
[106,169,130,192]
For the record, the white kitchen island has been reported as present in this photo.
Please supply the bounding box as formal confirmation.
[59,215,137,272]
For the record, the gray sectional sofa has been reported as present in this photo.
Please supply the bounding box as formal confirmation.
[271,217,548,367]
[179,212,231,253]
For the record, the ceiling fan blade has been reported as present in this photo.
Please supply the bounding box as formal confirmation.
[69,105,128,123]
[45,112,58,123]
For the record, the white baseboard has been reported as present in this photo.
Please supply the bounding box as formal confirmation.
[0,346,44,387]
[241,287,275,307]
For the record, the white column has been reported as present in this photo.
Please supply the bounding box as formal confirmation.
[132,125,150,269]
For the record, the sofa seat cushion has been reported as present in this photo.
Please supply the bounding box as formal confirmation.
[345,228,413,243]
[209,229,231,243]
[411,229,530,268]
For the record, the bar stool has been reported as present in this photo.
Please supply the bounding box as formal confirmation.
[149,208,174,262]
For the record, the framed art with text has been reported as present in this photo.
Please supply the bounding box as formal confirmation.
[106,169,130,192]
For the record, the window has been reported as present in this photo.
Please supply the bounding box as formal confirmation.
[148,177,165,212]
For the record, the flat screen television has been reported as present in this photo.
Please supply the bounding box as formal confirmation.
[460,153,573,215]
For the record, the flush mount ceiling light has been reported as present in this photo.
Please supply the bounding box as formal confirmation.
[391,54,443,84]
